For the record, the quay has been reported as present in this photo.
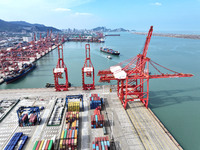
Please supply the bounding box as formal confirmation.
[0,86,182,150]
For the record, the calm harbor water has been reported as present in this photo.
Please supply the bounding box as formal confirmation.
[1,32,200,149]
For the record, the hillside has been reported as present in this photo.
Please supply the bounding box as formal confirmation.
[92,26,129,32]
[0,19,61,32]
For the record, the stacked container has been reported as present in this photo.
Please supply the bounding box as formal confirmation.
[91,107,104,128]
[92,136,110,150]
[32,139,54,150]
[66,112,79,130]
[29,114,37,125]
[91,114,104,128]
[19,113,38,127]
[4,132,28,150]
[21,114,29,126]
[90,94,103,109]
[67,102,80,112]
[60,129,78,150]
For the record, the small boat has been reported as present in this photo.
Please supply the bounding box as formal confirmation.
[4,63,36,84]
[100,47,120,55]
[107,55,112,59]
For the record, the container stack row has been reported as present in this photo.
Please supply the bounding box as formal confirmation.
[66,111,79,130]
[32,139,54,150]
[90,94,103,109]
[91,114,104,128]
[5,132,28,150]
[60,129,78,150]
[19,113,38,126]
[67,102,80,112]
[92,136,110,150]
[91,107,104,128]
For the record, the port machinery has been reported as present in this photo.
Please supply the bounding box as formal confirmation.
[53,44,69,91]
[17,106,41,126]
[98,26,193,109]
[82,44,95,90]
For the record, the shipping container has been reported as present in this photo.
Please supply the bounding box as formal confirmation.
[92,136,110,150]
[33,141,39,150]
[44,140,50,150]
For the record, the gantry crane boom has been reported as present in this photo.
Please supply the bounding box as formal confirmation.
[98,26,193,109]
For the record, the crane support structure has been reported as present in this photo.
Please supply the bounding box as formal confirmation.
[82,44,95,90]
[53,44,69,91]
[98,26,193,109]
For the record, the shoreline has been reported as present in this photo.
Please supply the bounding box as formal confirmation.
[132,32,200,39]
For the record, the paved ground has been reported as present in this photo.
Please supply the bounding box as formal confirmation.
[0,86,182,150]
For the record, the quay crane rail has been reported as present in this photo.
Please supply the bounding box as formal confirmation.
[97,26,193,109]
[53,44,69,91]
[82,44,95,90]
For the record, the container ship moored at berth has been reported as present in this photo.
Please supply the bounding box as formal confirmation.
[4,63,36,84]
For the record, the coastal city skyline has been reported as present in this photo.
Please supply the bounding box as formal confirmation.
[0,0,200,31]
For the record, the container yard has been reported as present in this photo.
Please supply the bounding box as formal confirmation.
[0,86,183,150]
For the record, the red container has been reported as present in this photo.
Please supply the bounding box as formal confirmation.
[66,139,68,149]
[45,140,50,150]
[72,139,74,146]
[95,137,98,143]
[30,115,37,123]
[99,141,102,150]
[35,140,41,150]
[105,145,108,150]
[69,139,71,146]
[22,114,28,122]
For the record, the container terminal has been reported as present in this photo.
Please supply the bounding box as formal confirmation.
[0,86,182,150]
[0,26,193,150]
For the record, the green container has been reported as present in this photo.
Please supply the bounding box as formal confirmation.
[32,141,38,150]
[64,130,67,139]
[48,140,53,150]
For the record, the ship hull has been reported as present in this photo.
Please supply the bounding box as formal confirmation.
[5,64,36,84]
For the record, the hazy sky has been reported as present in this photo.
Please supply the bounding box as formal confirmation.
[0,0,200,31]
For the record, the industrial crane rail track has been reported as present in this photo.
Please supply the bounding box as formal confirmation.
[125,102,183,150]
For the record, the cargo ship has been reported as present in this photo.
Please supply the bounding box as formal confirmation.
[100,47,120,55]
[4,63,36,84]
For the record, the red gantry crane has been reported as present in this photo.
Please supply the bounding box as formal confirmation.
[82,44,95,90]
[98,26,193,109]
[53,44,69,91]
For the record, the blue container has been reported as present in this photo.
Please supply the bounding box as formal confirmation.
[93,143,96,149]
[104,140,107,146]
[101,141,105,150]
[107,141,110,147]
[96,146,99,150]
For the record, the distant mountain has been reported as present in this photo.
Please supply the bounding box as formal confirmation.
[0,19,61,32]
[92,26,129,32]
